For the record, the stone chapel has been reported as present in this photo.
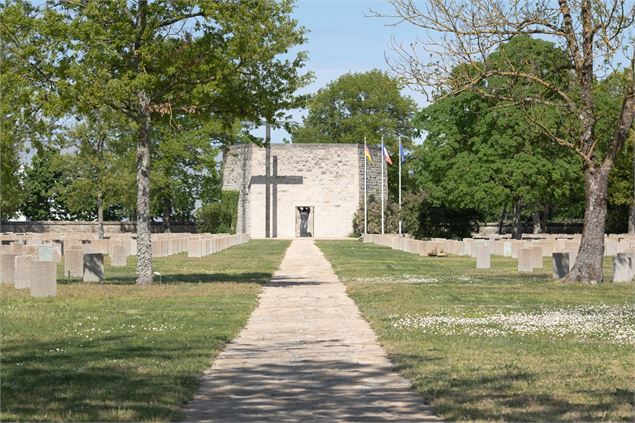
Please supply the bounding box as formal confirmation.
[221,143,386,238]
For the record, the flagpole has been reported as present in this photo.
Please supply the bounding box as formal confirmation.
[381,136,385,235]
[364,137,368,235]
[398,137,402,235]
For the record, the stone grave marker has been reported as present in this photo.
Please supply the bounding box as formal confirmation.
[188,237,203,258]
[64,247,84,278]
[110,244,128,267]
[83,253,104,282]
[475,245,491,269]
[15,255,34,289]
[30,261,56,297]
[613,253,632,282]
[552,253,570,279]
[517,248,534,272]
[625,250,635,281]
[503,242,512,257]
[463,239,473,256]
[38,244,60,263]
[529,247,543,269]
[0,253,17,285]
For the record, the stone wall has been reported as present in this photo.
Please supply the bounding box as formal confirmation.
[357,144,384,205]
[478,222,584,235]
[0,221,196,234]
[221,144,253,234]
[222,143,387,238]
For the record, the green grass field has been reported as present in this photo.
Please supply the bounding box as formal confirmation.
[317,240,635,422]
[0,240,290,422]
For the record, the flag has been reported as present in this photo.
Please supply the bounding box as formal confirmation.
[364,145,373,162]
[399,142,406,163]
[383,145,393,165]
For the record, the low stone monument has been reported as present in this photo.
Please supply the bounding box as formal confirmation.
[0,253,17,285]
[613,253,632,282]
[503,241,512,257]
[188,237,203,258]
[38,244,60,263]
[475,244,491,269]
[10,242,24,255]
[529,247,543,269]
[15,255,34,289]
[552,252,570,279]
[64,247,84,278]
[110,244,128,267]
[83,253,104,282]
[517,248,533,272]
[30,261,56,297]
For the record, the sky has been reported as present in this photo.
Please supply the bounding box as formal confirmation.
[253,0,428,142]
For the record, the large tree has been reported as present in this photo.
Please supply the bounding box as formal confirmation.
[56,109,136,238]
[149,119,233,231]
[2,0,309,284]
[381,0,635,283]
[292,69,417,147]
[0,1,64,220]
[414,37,584,239]
[21,147,72,221]
[292,69,417,197]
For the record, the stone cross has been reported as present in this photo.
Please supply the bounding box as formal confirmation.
[250,155,303,238]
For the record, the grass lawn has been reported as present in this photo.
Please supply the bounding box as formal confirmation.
[1,240,290,422]
[317,240,634,422]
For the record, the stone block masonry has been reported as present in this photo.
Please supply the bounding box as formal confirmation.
[222,144,387,238]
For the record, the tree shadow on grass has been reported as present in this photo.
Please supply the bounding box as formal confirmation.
[391,352,634,422]
[58,272,273,286]
[1,337,442,422]
[0,334,233,422]
[58,273,328,287]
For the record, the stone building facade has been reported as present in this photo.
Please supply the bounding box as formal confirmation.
[222,143,386,238]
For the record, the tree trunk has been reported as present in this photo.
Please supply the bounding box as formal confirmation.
[564,166,610,283]
[532,212,542,234]
[511,199,522,240]
[541,205,550,234]
[97,192,104,240]
[136,91,153,284]
[497,205,507,235]
[163,197,172,233]
[631,135,635,234]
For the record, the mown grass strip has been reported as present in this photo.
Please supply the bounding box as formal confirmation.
[317,240,634,422]
[1,240,290,422]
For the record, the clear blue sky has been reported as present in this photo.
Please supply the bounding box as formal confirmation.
[255,0,427,142]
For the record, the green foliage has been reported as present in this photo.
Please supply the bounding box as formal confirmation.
[55,109,137,220]
[293,69,417,198]
[196,190,240,234]
[0,135,22,219]
[22,0,311,127]
[413,37,584,228]
[292,69,416,147]
[352,192,481,239]
[20,148,70,220]
[2,0,310,247]
[150,122,221,224]
[352,195,399,236]
[0,1,63,218]
[608,130,634,208]
[400,192,482,239]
